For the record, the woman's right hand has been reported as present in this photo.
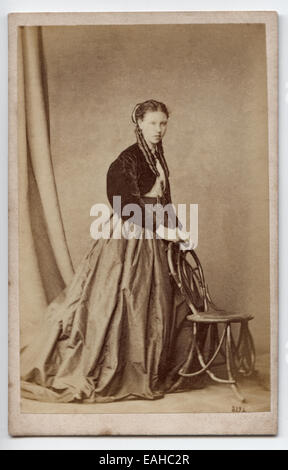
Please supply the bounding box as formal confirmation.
[156,225,191,244]
[155,224,180,242]
[177,228,197,251]
[176,228,190,243]
[156,225,197,251]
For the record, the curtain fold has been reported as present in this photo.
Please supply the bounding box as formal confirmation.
[18,26,74,348]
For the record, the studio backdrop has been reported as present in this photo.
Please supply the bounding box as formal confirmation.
[18,24,270,360]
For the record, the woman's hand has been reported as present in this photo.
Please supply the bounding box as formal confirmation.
[176,228,190,243]
[179,238,197,251]
[155,224,179,242]
[155,225,197,250]
[177,228,197,251]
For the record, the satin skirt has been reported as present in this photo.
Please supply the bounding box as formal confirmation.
[20,215,205,404]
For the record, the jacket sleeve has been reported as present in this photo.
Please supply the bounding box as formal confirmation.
[107,153,160,232]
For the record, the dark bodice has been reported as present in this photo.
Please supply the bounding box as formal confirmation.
[107,143,179,231]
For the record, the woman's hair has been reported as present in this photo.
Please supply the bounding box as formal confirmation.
[131,99,170,178]
[131,99,169,125]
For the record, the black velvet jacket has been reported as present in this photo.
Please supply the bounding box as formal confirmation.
[107,143,180,231]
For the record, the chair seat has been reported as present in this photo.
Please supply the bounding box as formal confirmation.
[186,305,254,324]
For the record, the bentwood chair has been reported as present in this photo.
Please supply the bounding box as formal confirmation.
[167,242,256,403]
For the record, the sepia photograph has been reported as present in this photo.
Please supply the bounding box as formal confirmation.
[8,11,278,436]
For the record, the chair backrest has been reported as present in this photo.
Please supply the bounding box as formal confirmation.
[167,242,212,315]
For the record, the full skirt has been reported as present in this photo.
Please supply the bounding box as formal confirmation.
[21,217,206,403]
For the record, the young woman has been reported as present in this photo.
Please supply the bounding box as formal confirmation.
[21,99,202,404]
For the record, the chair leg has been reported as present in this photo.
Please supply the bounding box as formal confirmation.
[226,323,246,403]
[178,321,249,403]
[179,323,231,380]
[239,321,256,376]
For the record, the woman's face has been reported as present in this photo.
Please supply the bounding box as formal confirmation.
[138,111,168,148]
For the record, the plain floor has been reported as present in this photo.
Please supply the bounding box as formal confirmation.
[21,353,270,414]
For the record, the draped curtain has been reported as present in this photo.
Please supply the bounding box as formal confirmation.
[18,27,74,348]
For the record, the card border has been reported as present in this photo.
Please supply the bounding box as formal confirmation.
[8,10,278,436]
